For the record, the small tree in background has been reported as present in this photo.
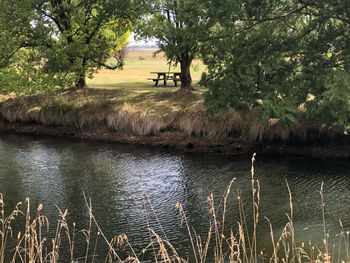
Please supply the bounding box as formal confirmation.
[112,47,129,70]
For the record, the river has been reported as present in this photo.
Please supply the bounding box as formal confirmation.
[0,133,349,261]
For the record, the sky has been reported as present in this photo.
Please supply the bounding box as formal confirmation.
[128,33,157,46]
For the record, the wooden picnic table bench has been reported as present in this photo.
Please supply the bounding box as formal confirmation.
[148,72,181,87]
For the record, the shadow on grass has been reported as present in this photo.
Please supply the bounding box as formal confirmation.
[89,82,159,89]
[88,81,203,90]
[0,82,207,119]
[86,82,206,105]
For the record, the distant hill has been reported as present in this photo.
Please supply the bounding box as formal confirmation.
[127,44,159,50]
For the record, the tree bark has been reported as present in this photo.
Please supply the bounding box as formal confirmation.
[75,58,88,89]
[76,75,87,89]
[179,53,193,91]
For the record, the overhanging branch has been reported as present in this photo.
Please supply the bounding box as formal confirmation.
[92,58,123,70]
[203,4,308,42]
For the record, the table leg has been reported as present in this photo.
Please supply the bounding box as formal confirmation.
[174,73,180,87]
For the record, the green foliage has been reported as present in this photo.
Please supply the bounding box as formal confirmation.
[136,0,213,61]
[306,70,350,132]
[0,0,35,68]
[0,0,134,90]
[38,0,134,86]
[0,49,72,93]
[202,0,350,132]
[135,0,218,89]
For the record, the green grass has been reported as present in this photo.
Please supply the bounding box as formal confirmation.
[87,49,206,90]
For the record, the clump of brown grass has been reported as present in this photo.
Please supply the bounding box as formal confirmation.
[106,104,172,135]
[243,106,350,144]
[0,89,245,140]
[0,91,112,129]
[176,107,242,140]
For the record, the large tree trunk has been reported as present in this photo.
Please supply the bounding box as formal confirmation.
[179,53,193,91]
[76,75,87,89]
[75,58,88,89]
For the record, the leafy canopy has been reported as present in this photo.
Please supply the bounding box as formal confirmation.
[136,0,216,61]
[0,0,134,91]
[202,0,350,132]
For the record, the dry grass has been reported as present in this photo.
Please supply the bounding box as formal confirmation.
[0,88,245,140]
[176,107,242,139]
[0,88,345,143]
[0,154,347,263]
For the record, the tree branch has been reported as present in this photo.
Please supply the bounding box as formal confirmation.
[92,58,123,70]
[203,4,308,41]
[38,9,65,33]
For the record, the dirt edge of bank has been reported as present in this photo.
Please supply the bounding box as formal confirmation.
[0,121,349,160]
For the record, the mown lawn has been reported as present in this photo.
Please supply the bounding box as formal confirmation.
[87,48,206,91]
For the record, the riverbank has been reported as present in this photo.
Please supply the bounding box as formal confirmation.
[0,88,349,159]
[0,120,349,160]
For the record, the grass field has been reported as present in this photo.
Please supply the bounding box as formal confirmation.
[87,49,206,90]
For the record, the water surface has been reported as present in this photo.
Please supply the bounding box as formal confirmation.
[0,133,349,260]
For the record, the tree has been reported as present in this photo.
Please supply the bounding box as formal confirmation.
[136,0,216,91]
[0,0,134,89]
[36,0,135,88]
[202,0,350,131]
[0,0,68,93]
[0,0,36,68]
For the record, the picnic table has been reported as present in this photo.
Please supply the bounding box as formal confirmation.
[148,72,181,87]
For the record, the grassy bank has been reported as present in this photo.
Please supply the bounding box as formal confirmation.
[0,156,348,262]
[0,87,239,139]
[0,50,348,158]
[0,49,236,139]
[0,87,348,145]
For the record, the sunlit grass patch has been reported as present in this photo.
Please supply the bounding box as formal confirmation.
[87,49,205,89]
